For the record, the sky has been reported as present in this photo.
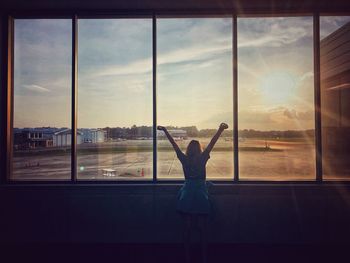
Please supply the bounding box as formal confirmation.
[13,16,350,130]
[237,17,315,131]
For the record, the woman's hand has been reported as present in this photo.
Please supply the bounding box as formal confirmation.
[220,123,229,130]
[157,125,166,131]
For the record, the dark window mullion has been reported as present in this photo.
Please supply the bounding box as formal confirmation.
[152,14,157,182]
[5,16,14,182]
[233,15,239,182]
[313,13,322,182]
[71,15,78,182]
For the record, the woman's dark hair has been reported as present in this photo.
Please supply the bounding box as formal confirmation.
[186,140,202,159]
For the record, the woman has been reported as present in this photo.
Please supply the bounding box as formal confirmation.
[157,123,229,263]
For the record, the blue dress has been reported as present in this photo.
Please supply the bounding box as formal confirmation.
[175,149,211,214]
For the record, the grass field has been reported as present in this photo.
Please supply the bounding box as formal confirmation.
[12,137,319,180]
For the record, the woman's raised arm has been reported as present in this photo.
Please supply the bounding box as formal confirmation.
[157,126,182,154]
[203,123,228,154]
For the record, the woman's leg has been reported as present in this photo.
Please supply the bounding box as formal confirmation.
[181,213,192,263]
[198,214,209,263]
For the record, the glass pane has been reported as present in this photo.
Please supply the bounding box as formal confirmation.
[77,19,153,180]
[13,19,72,180]
[157,18,233,180]
[238,17,315,180]
[320,16,350,180]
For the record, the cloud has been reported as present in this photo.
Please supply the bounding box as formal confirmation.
[320,17,350,39]
[238,18,311,48]
[237,62,261,80]
[93,58,152,77]
[22,84,50,93]
[239,35,294,48]
[283,109,298,119]
[122,77,152,93]
[158,43,230,66]
[89,40,230,79]
[283,108,313,121]
[298,71,314,82]
[78,18,232,79]
[237,105,315,130]
[199,111,233,129]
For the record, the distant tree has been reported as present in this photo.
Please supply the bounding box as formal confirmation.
[180,126,199,137]
[102,125,315,140]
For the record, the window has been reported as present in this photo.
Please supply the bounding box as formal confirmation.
[157,18,234,179]
[237,17,316,180]
[12,19,72,180]
[320,16,350,180]
[77,18,153,180]
[7,14,349,182]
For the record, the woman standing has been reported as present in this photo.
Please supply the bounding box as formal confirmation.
[157,123,229,263]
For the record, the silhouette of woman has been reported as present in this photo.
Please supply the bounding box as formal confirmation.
[157,123,229,263]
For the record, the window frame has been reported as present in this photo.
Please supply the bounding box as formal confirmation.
[236,14,318,182]
[155,15,235,182]
[2,10,350,184]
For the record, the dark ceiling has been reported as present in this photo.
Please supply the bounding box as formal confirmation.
[0,0,350,14]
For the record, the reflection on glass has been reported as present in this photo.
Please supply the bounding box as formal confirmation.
[77,19,153,180]
[238,17,315,180]
[320,16,350,180]
[13,19,72,180]
[157,18,233,179]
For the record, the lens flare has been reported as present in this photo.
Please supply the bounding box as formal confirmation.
[259,71,296,103]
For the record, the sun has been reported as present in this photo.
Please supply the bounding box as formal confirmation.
[259,71,296,104]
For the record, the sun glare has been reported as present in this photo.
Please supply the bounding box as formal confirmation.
[259,71,296,104]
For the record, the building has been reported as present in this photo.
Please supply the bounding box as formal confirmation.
[320,21,350,176]
[53,129,83,147]
[13,129,53,149]
[13,128,61,149]
[14,128,106,148]
[79,128,106,143]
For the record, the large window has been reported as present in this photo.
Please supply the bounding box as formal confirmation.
[12,19,72,180]
[7,14,350,182]
[157,18,233,179]
[320,16,350,180]
[77,19,153,180]
[237,17,315,180]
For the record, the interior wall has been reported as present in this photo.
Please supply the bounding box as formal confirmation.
[1,184,350,243]
[1,1,350,245]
